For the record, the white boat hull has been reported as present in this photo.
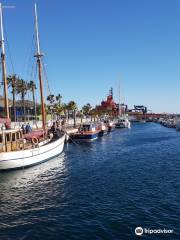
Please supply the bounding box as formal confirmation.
[0,135,65,170]
[115,119,131,129]
[125,121,131,128]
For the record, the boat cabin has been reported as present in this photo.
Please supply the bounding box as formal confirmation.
[117,118,126,123]
[0,129,23,152]
[79,124,96,132]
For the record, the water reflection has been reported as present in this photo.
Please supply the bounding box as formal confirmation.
[0,153,67,231]
[0,153,66,188]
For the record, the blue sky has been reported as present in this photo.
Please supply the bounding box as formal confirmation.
[1,0,180,113]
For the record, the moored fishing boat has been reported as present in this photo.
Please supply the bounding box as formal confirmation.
[116,81,131,129]
[115,117,131,128]
[71,123,100,141]
[115,118,126,128]
[0,3,65,170]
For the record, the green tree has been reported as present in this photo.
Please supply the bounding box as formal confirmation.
[47,94,55,105]
[54,103,64,118]
[62,103,68,119]
[56,94,62,106]
[90,108,98,122]
[47,94,55,122]
[7,74,19,121]
[27,80,37,121]
[67,101,78,127]
[82,103,92,117]
[79,110,84,123]
[16,79,28,121]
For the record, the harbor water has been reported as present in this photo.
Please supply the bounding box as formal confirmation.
[0,123,180,239]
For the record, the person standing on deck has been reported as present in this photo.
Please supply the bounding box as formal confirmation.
[25,123,32,133]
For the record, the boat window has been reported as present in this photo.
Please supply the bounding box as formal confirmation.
[16,132,19,140]
[84,125,90,131]
[6,133,10,142]
[0,134,2,143]
[12,133,16,141]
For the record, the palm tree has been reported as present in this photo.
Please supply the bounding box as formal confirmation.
[79,110,84,123]
[67,101,78,127]
[56,94,62,107]
[55,94,63,120]
[90,108,98,122]
[7,74,19,121]
[82,103,92,117]
[16,79,28,121]
[54,103,64,118]
[47,94,55,122]
[62,103,68,120]
[27,80,37,121]
[47,94,55,105]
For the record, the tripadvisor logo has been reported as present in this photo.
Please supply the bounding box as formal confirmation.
[135,227,143,236]
[135,226,174,236]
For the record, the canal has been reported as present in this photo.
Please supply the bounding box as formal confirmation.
[0,123,180,239]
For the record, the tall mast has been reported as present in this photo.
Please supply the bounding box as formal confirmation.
[118,80,121,117]
[34,3,46,132]
[0,3,9,119]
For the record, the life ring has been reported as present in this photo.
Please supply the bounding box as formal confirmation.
[32,136,39,145]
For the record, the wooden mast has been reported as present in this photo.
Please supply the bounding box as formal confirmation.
[34,3,46,132]
[0,3,9,119]
[118,81,121,117]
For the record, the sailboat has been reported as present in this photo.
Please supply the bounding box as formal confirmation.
[115,81,131,129]
[0,3,65,170]
[115,110,131,128]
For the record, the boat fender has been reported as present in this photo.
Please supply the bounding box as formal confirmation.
[32,137,39,145]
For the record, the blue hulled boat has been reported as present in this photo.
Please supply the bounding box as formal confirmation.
[72,123,100,142]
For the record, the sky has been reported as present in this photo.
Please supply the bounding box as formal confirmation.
[1,0,180,113]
